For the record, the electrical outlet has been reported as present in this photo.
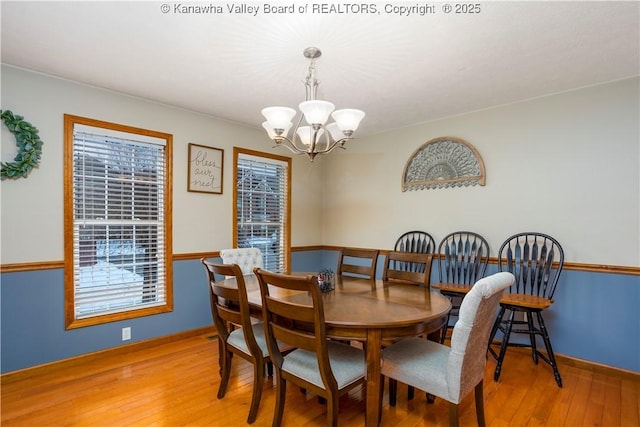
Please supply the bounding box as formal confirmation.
[122,327,131,341]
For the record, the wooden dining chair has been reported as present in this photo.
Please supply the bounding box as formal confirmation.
[201,259,289,424]
[220,247,264,275]
[432,231,490,343]
[336,247,379,280]
[381,272,515,427]
[382,251,432,287]
[391,231,436,400]
[488,232,565,387]
[253,268,366,427]
[380,251,434,362]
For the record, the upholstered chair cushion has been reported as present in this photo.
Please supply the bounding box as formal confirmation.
[227,323,270,357]
[282,341,366,390]
[227,323,292,358]
[220,248,264,275]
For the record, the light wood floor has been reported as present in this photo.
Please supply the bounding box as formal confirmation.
[2,332,638,426]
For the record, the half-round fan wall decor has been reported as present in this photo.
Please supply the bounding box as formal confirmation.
[402,136,486,191]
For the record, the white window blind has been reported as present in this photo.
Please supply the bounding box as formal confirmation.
[236,154,287,272]
[72,126,166,319]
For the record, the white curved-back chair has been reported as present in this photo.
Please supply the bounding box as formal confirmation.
[381,272,515,427]
[220,247,264,275]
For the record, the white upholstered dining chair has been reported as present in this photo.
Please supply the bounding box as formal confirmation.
[220,247,264,275]
[380,272,515,427]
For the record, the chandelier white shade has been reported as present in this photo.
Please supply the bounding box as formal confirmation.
[262,107,296,131]
[296,126,324,145]
[261,47,365,161]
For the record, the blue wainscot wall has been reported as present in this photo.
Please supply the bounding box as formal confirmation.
[1,249,638,374]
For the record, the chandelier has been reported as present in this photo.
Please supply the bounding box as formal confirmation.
[261,47,365,161]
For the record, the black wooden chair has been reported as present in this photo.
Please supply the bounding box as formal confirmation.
[394,230,436,260]
[432,231,490,343]
[488,232,565,387]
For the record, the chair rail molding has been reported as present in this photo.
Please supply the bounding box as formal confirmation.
[402,136,486,191]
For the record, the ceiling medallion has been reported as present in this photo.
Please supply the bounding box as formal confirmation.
[402,136,486,191]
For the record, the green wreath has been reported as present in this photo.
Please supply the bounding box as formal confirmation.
[1,109,44,179]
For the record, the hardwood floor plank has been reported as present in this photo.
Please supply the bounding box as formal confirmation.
[526,372,562,425]
[620,377,640,426]
[544,364,581,426]
[2,333,638,427]
[564,369,594,425]
[486,352,532,425]
[583,372,606,426]
[510,362,557,426]
[601,375,622,427]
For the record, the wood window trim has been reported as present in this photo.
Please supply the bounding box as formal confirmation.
[63,114,174,329]
[232,147,291,273]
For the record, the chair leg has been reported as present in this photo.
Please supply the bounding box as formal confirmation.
[397,385,433,403]
[247,360,265,424]
[217,338,224,375]
[474,380,486,427]
[217,349,232,399]
[389,379,398,406]
[526,312,539,364]
[488,306,506,360]
[379,376,385,425]
[440,312,451,344]
[448,402,460,427]
[273,376,286,427]
[327,393,339,427]
[536,312,563,388]
[267,361,274,376]
[494,309,515,382]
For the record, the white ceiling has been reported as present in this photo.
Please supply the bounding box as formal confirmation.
[1,1,638,137]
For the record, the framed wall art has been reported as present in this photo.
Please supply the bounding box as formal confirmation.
[402,136,486,191]
[187,143,223,194]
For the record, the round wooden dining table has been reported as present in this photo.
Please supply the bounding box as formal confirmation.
[213,273,452,427]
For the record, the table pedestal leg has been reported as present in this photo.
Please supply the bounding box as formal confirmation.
[365,328,382,427]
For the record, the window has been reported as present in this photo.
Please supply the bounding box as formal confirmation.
[64,115,173,329]
[233,148,291,273]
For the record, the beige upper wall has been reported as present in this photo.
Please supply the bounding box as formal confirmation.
[0,65,323,264]
[2,66,638,267]
[322,77,640,267]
